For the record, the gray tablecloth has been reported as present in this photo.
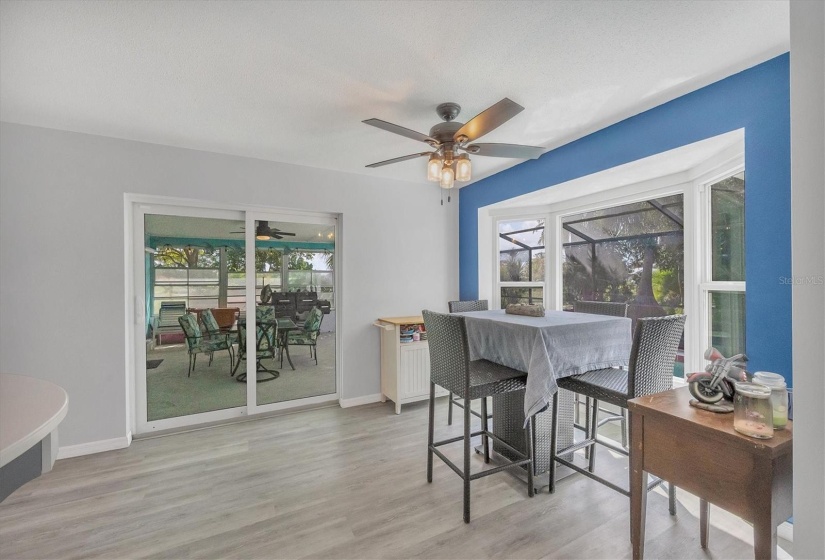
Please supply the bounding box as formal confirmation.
[460,309,632,422]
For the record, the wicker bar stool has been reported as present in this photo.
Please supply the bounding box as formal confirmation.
[549,315,686,514]
[572,300,630,451]
[446,300,492,427]
[423,310,534,524]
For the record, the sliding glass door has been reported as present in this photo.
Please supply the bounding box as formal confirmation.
[131,201,338,435]
[250,216,337,409]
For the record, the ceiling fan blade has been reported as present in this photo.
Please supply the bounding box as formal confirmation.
[275,232,296,236]
[454,98,524,143]
[465,143,544,159]
[365,152,432,168]
[363,119,437,145]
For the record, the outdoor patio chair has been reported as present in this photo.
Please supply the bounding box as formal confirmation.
[283,306,323,366]
[178,313,234,377]
[200,308,236,364]
[232,306,279,382]
[154,301,187,345]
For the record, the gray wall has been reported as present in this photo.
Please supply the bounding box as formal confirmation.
[790,1,825,557]
[0,122,458,448]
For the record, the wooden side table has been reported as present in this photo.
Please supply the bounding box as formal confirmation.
[628,387,792,560]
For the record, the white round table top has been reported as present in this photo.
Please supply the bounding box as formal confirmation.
[0,373,68,468]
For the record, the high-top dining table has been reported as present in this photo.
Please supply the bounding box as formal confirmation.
[455,309,633,482]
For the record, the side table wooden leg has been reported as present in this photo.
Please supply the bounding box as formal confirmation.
[630,411,647,560]
[753,456,778,560]
[700,499,710,549]
[752,519,777,560]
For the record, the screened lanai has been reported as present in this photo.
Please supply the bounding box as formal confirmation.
[143,215,337,423]
[499,195,685,318]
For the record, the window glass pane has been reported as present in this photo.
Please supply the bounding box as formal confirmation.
[144,214,247,422]
[561,196,684,319]
[288,270,312,290]
[256,222,336,406]
[709,291,746,358]
[314,271,333,287]
[154,285,189,298]
[189,297,219,309]
[188,268,219,283]
[710,172,745,281]
[154,268,188,283]
[501,286,543,307]
[563,197,683,243]
[561,195,685,377]
[499,219,545,282]
[188,285,219,297]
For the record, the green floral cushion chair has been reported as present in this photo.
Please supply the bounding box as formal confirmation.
[231,306,279,379]
[178,313,234,377]
[201,308,221,335]
[285,306,323,365]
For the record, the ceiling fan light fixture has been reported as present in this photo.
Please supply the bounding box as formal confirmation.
[440,165,455,189]
[255,223,271,241]
[455,154,472,182]
[427,154,442,182]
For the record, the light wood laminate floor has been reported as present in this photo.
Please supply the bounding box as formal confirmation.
[0,399,787,559]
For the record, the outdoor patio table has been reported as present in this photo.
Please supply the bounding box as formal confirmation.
[236,317,299,378]
[456,309,632,481]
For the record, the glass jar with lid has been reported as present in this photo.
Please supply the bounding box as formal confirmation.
[753,371,789,430]
[733,382,774,439]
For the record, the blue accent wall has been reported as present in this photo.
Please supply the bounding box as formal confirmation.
[459,54,792,384]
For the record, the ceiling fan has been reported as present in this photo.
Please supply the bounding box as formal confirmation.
[230,221,296,240]
[363,98,544,198]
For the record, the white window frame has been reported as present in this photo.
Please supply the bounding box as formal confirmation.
[482,146,745,378]
[125,194,342,437]
[694,163,746,364]
[494,216,547,309]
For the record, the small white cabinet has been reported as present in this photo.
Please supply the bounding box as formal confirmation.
[374,316,448,414]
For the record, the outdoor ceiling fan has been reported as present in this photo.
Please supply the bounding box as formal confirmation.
[230,221,296,240]
[363,98,544,200]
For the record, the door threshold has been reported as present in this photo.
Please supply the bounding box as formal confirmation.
[134,397,339,440]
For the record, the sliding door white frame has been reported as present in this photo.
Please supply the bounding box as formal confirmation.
[125,194,341,436]
[244,209,340,417]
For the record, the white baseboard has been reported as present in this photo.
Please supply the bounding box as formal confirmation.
[57,432,132,460]
[339,393,383,408]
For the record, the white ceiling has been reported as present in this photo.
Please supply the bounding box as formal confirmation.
[0,1,789,186]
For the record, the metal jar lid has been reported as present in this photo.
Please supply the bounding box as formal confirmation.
[753,371,787,389]
[734,381,772,399]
